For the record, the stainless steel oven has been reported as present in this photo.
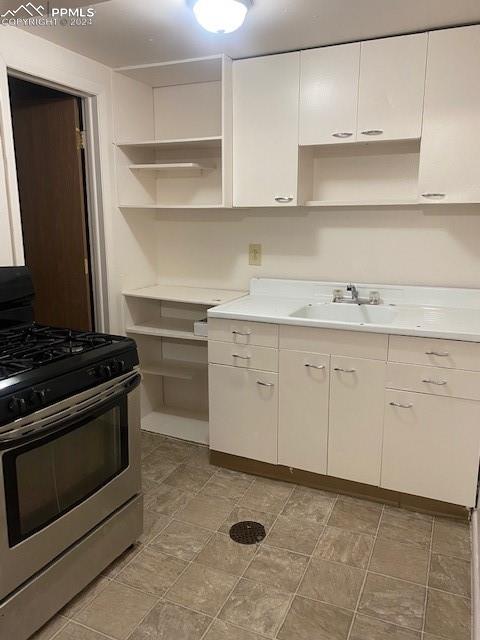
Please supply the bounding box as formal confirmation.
[0,369,141,602]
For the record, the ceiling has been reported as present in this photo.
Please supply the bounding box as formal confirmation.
[19,0,480,68]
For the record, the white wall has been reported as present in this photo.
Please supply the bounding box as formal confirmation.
[154,205,480,290]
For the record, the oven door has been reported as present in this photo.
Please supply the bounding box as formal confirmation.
[0,370,141,600]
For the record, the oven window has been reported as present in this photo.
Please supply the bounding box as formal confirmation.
[3,397,128,546]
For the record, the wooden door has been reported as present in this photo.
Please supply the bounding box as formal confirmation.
[233,52,299,207]
[278,350,330,474]
[418,26,480,204]
[357,34,427,142]
[328,356,385,485]
[9,78,93,330]
[209,364,278,463]
[299,43,360,145]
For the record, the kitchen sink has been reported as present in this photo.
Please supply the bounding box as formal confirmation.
[290,302,398,325]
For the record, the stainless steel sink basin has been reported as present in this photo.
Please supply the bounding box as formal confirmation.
[290,302,398,325]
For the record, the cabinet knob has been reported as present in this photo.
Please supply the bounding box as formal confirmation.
[257,380,274,387]
[421,193,446,199]
[333,367,356,373]
[390,401,413,409]
[422,378,447,386]
[332,132,353,139]
[361,129,384,136]
[305,363,325,370]
[274,196,293,203]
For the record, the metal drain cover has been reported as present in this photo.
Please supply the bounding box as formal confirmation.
[229,521,266,545]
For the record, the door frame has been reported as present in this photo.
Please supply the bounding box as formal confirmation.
[0,54,109,332]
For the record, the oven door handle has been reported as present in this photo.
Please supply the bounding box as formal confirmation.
[0,372,141,446]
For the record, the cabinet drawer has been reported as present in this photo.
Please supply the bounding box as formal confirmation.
[280,325,388,360]
[208,341,278,372]
[388,335,480,371]
[387,362,480,401]
[208,318,278,348]
[382,390,480,506]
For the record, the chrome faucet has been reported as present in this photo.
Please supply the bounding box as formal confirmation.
[332,283,381,306]
[346,283,360,304]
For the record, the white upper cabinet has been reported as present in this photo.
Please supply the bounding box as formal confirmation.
[233,52,300,207]
[300,43,360,146]
[418,26,480,203]
[357,34,427,141]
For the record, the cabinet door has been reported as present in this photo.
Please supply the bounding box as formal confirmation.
[357,34,427,141]
[233,53,299,207]
[328,356,385,485]
[300,43,360,146]
[209,364,278,464]
[382,391,480,507]
[278,350,329,474]
[418,26,480,203]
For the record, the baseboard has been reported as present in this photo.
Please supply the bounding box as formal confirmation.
[472,508,479,640]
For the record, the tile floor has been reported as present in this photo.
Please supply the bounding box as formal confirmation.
[32,432,472,640]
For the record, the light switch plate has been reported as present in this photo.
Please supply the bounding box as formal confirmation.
[249,243,262,266]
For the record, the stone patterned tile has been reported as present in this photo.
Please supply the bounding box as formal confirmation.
[424,588,471,640]
[201,469,254,501]
[369,538,429,584]
[29,616,68,640]
[186,446,217,469]
[244,545,309,593]
[432,518,471,560]
[314,526,373,569]
[281,486,335,524]
[239,478,293,515]
[115,546,187,596]
[150,520,212,560]
[358,573,425,631]
[139,510,170,545]
[195,532,257,576]
[220,507,276,535]
[327,496,382,535]
[163,463,216,493]
[266,515,324,555]
[53,622,112,640]
[143,484,191,517]
[219,578,291,637]
[350,615,421,640]
[74,581,156,639]
[129,601,211,640]
[176,494,235,530]
[166,563,237,616]
[146,437,198,464]
[101,544,142,579]
[429,553,471,597]
[142,452,179,484]
[378,508,433,550]
[204,619,264,640]
[60,576,111,617]
[298,557,364,610]
[277,596,352,640]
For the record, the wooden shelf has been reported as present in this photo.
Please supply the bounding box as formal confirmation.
[128,161,215,177]
[119,203,225,210]
[142,408,209,445]
[123,284,246,306]
[116,136,222,150]
[141,359,206,380]
[126,317,207,341]
[304,198,420,207]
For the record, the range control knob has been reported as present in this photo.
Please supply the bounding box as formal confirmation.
[111,359,125,375]
[32,388,48,405]
[8,396,27,415]
[98,364,112,379]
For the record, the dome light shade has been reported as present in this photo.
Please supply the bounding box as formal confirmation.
[191,0,250,34]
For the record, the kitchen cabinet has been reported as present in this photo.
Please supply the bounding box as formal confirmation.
[328,356,385,485]
[382,390,480,506]
[300,43,360,146]
[357,34,427,142]
[233,52,300,207]
[208,364,278,464]
[418,25,480,203]
[278,350,329,474]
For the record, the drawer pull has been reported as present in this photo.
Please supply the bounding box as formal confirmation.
[361,129,384,136]
[334,367,356,373]
[421,193,446,199]
[305,363,325,370]
[257,380,274,387]
[232,354,251,360]
[232,330,251,336]
[422,378,447,386]
[275,196,294,203]
[332,132,353,139]
[390,401,413,409]
[425,350,449,357]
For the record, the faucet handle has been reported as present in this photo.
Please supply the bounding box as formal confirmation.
[333,288,343,303]
[369,291,381,305]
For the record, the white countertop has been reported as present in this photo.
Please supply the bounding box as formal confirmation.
[208,279,480,342]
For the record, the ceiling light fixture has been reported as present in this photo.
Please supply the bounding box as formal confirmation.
[189,0,251,34]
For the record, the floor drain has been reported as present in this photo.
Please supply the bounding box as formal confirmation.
[229,521,266,545]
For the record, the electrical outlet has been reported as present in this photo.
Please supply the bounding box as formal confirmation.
[249,243,262,266]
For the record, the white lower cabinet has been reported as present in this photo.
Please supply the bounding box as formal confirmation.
[328,356,386,485]
[382,390,480,507]
[278,350,329,474]
[208,364,278,464]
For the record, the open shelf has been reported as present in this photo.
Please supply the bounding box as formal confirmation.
[142,408,209,445]
[118,203,225,210]
[123,284,245,306]
[128,161,215,177]
[126,317,207,341]
[141,359,206,380]
[115,55,223,88]
[116,136,222,150]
